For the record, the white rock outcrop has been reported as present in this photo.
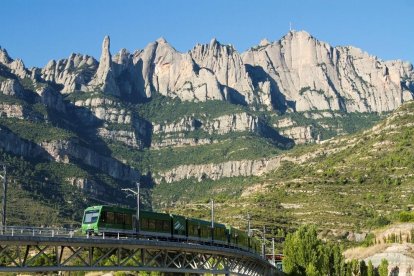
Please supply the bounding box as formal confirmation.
[0,79,25,98]
[41,53,98,93]
[280,126,315,144]
[2,32,413,115]
[133,38,224,101]
[155,157,284,184]
[242,30,414,113]
[202,113,260,134]
[190,39,254,104]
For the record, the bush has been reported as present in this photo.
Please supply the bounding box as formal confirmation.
[399,211,414,222]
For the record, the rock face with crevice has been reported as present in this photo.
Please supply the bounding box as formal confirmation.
[4,31,414,113]
[242,31,414,112]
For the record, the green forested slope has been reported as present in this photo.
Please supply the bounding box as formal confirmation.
[158,101,414,238]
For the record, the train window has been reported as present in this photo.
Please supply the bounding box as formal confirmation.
[125,214,132,225]
[107,212,114,224]
[201,227,209,238]
[83,210,99,224]
[189,225,197,236]
[149,219,156,230]
[115,213,124,224]
[163,221,171,232]
[155,220,163,231]
[141,218,149,229]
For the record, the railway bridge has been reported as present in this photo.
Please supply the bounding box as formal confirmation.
[0,227,278,275]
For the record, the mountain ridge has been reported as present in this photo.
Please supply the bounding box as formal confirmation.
[1,30,413,113]
[0,30,411,226]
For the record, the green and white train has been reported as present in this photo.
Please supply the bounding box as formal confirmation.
[82,205,261,253]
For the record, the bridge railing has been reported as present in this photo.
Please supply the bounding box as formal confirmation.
[0,226,77,238]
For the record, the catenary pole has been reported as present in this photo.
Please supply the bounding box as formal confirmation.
[136,181,140,233]
[247,213,251,237]
[0,164,6,234]
[272,238,275,265]
[211,199,214,241]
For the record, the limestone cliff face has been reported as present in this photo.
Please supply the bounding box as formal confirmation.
[242,31,414,112]
[0,79,25,98]
[134,38,224,102]
[280,126,315,144]
[74,97,132,124]
[0,125,140,181]
[202,113,260,134]
[153,116,197,134]
[73,96,150,148]
[41,139,139,181]
[153,113,260,136]
[66,177,106,197]
[0,103,45,121]
[190,39,254,104]
[97,128,140,148]
[152,112,263,148]
[4,32,414,114]
[155,157,283,184]
[0,127,47,157]
[41,53,98,93]
[154,152,318,184]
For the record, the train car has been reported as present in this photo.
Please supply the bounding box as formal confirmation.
[213,222,227,244]
[171,214,187,239]
[250,236,262,254]
[139,210,172,238]
[81,205,264,256]
[187,218,212,241]
[82,205,171,238]
[82,205,135,235]
[227,226,249,249]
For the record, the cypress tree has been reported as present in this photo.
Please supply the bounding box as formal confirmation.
[367,260,374,276]
[360,260,368,276]
[378,259,389,276]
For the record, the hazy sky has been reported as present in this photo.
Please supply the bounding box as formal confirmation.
[1,0,413,67]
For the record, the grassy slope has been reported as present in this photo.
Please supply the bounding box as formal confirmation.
[157,101,414,239]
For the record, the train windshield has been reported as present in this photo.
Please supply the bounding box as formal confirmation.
[83,210,99,224]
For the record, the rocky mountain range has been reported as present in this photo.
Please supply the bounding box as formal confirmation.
[0,30,413,225]
[16,30,413,112]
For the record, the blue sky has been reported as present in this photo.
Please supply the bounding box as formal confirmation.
[1,0,413,67]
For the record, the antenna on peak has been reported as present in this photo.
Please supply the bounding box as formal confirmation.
[289,22,292,32]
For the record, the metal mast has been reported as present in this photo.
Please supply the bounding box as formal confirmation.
[0,164,7,233]
[262,225,266,258]
[136,182,140,233]
[122,181,140,234]
[211,199,214,241]
[247,213,251,237]
[272,238,275,265]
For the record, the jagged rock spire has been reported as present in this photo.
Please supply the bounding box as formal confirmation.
[94,36,112,84]
[89,36,120,96]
